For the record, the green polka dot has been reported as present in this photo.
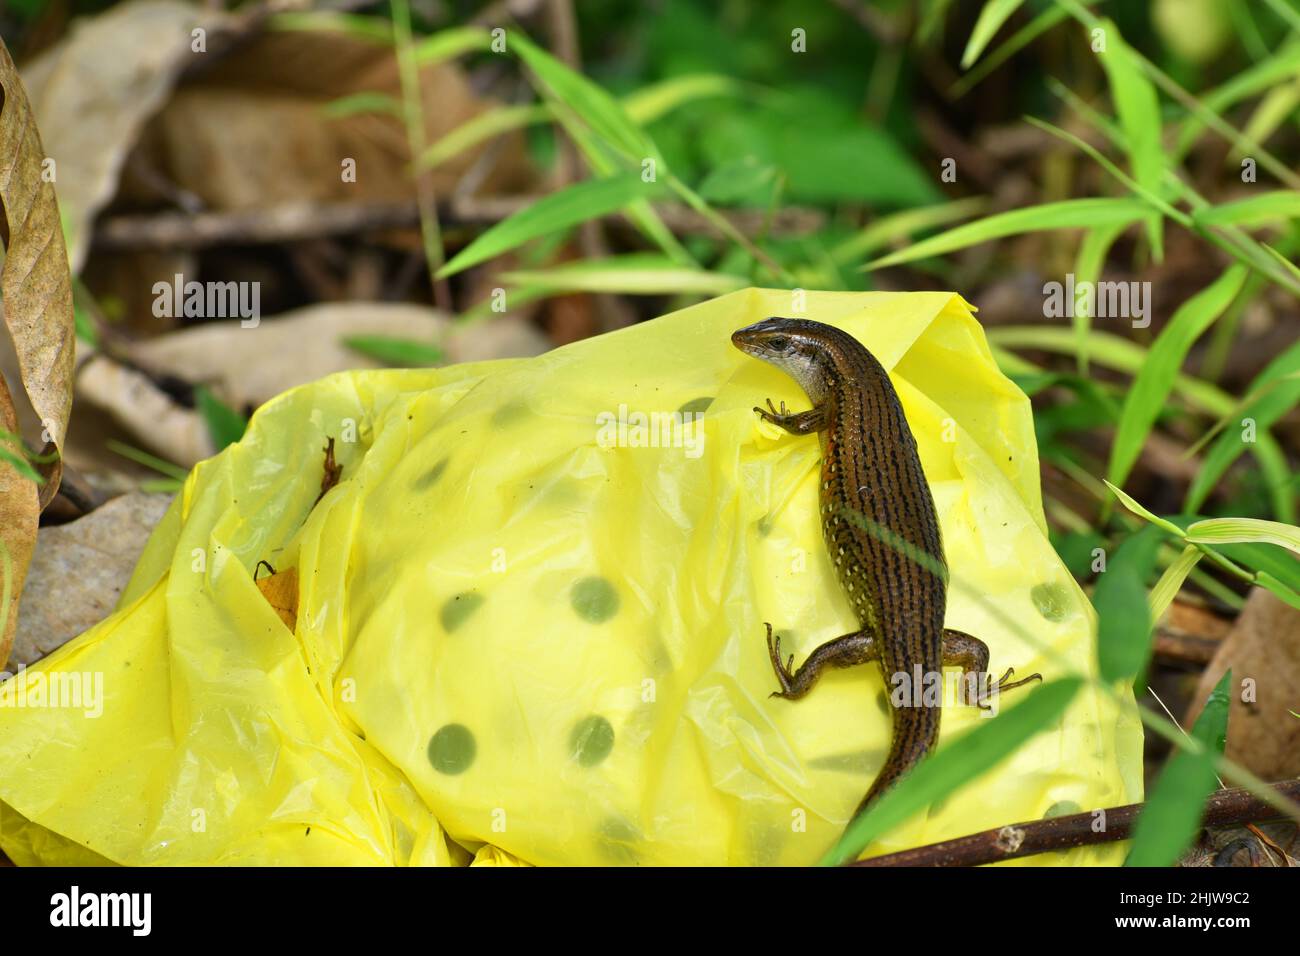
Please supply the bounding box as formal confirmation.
[571,576,619,622]
[596,817,640,864]
[427,724,476,774]
[1044,800,1082,819]
[570,715,615,767]
[677,396,713,416]
[440,591,484,633]
[491,401,529,426]
[414,458,448,490]
[757,514,775,536]
[875,690,890,715]
[1031,582,1070,622]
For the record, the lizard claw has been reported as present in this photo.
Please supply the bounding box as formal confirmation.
[764,623,796,699]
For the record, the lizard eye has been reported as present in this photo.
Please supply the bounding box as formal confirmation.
[766,335,790,351]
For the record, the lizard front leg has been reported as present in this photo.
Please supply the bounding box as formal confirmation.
[754,399,828,435]
[942,628,1041,710]
[764,623,879,700]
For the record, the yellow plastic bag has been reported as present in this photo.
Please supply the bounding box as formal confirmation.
[0,289,1143,866]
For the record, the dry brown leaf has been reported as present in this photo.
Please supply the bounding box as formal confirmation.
[19,0,212,273]
[0,34,75,508]
[127,27,529,212]
[1186,587,1300,781]
[256,567,299,632]
[0,373,38,669]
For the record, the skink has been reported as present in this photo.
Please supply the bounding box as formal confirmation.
[732,317,1039,819]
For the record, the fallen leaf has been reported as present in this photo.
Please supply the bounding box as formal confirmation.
[10,491,172,669]
[0,373,38,669]
[0,33,75,507]
[19,0,213,272]
[256,567,299,632]
[1186,587,1300,781]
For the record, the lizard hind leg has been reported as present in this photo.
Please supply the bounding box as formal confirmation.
[764,624,879,700]
[941,628,1042,710]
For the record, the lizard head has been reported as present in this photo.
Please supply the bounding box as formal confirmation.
[731,317,839,401]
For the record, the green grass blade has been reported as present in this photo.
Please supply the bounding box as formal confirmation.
[1094,525,1163,684]
[412,25,492,65]
[512,31,657,163]
[500,254,746,295]
[864,198,1151,270]
[322,92,403,120]
[1186,517,1300,555]
[988,325,1234,414]
[831,198,986,264]
[819,677,1083,866]
[416,104,550,171]
[1095,18,1166,255]
[1149,545,1203,622]
[622,74,743,124]
[343,335,444,366]
[438,174,663,278]
[1126,671,1230,866]
[1071,221,1130,375]
[1193,191,1300,228]
[1186,340,1300,515]
[952,5,1069,98]
[961,0,1027,68]
[106,440,189,482]
[1107,265,1248,490]
[1104,481,1189,538]
[195,386,247,451]
[268,10,393,43]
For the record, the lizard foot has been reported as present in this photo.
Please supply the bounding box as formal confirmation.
[764,623,798,699]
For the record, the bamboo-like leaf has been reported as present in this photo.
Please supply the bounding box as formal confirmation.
[990,326,1234,416]
[1095,18,1166,256]
[500,254,746,295]
[412,25,491,65]
[195,387,248,451]
[1107,266,1247,490]
[1193,191,1300,228]
[1071,222,1130,376]
[819,677,1083,866]
[1186,517,1300,556]
[0,36,75,507]
[417,104,549,170]
[1103,481,1188,538]
[268,10,392,43]
[1148,546,1202,623]
[438,174,663,278]
[1126,671,1230,866]
[961,0,1027,68]
[1257,572,1300,611]
[1186,339,1300,516]
[1174,41,1300,156]
[1095,525,1163,684]
[343,335,445,367]
[1236,78,1300,160]
[864,198,1151,270]
[512,31,657,163]
[831,198,986,264]
[622,74,741,124]
[322,92,403,120]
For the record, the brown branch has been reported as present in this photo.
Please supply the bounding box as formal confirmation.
[92,198,826,251]
[850,780,1300,867]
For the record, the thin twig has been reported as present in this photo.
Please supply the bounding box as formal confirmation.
[93,198,826,250]
[849,781,1300,867]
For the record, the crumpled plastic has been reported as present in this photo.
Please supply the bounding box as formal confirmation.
[0,288,1143,866]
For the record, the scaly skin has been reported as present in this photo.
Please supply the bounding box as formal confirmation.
[732,317,1040,818]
